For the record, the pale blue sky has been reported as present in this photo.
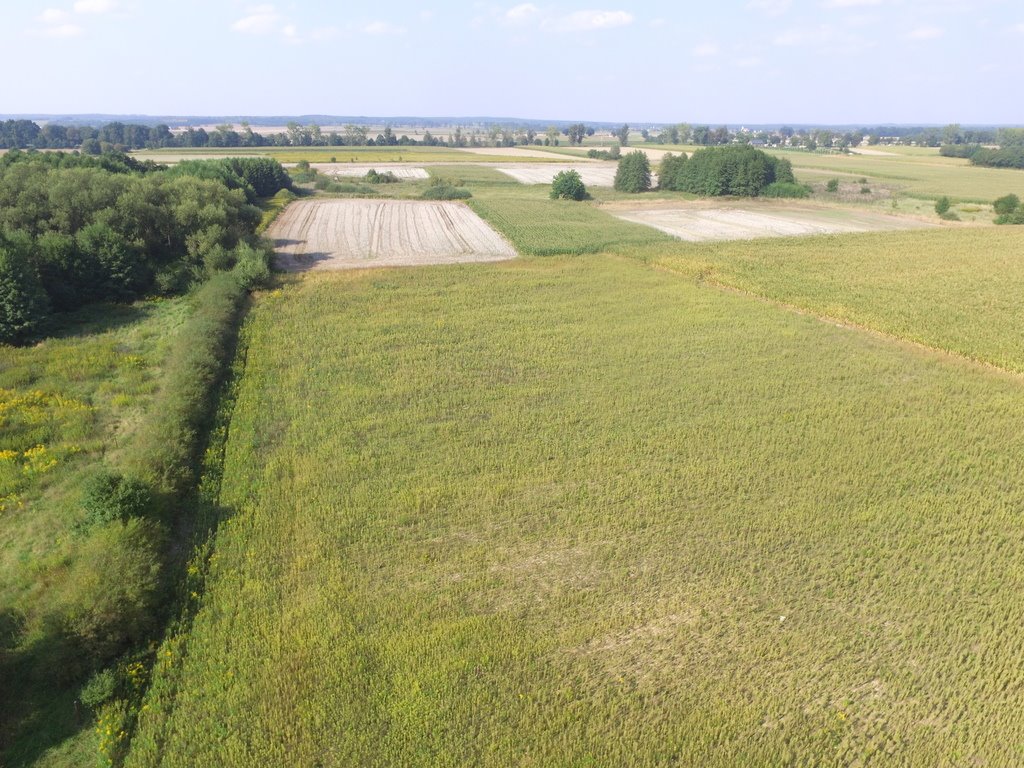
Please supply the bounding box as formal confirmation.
[3,0,1022,124]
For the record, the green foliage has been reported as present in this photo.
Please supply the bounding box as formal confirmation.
[661,145,792,197]
[56,517,164,662]
[422,177,472,200]
[364,169,400,184]
[934,196,951,215]
[761,181,811,198]
[81,470,152,528]
[613,150,652,193]
[586,145,620,160]
[825,178,839,193]
[657,153,688,191]
[993,193,1020,216]
[0,231,48,344]
[549,170,587,201]
[969,147,1024,169]
[994,209,1024,225]
[79,667,118,710]
[127,272,249,498]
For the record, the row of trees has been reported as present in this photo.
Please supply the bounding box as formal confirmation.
[0,151,290,342]
[603,146,796,196]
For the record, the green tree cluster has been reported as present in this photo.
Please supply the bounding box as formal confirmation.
[0,151,287,343]
[614,151,651,193]
[657,145,794,197]
[993,193,1024,224]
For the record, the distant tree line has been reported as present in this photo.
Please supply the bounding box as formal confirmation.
[0,151,290,343]
[939,130,1024,169]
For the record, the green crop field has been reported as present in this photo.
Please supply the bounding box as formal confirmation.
[128,222,1024,765]
[650,227,1024,372]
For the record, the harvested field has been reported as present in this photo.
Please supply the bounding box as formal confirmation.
[312,163,430,179]
[270,199,516,270]
[496,163,650,187]
[609,202,931,242]
[455,147,578,160]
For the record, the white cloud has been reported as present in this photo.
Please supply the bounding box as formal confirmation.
[310,26,339,41]
[907,25,943,39]
[41,23,83,37]
[821,0,880,7]
[281,24,300,43]
[1014,22,1024,34]
[363,20,407,35]
[746,0,791,16]
[649,17,667,28]
[505,3,540,23]
[556,9,633,30]
[735,56,763,68]
[73,0,116,12]
[691,42,720,56]
[37,8,69,23]
[232,4,281,35]
[419,9,435,21]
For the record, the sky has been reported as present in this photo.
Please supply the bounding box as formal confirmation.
[2,0,1022,124]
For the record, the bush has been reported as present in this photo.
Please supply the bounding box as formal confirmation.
[935,196,951,215]
[57,518,164,662]
[365,169,400,184]
[614,150,652,193]
[79,667,118,710]
[422,185,471,200]
[995,209,1024,225]
[81,470,152,528]
[550,170,587,200]
[993,194,1020,216]
[860,186,872,194]
[762,182,811,199]
[0,231,48,344]
[826,178,839,193]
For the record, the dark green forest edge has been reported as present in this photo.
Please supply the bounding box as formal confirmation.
[0,151,290,764]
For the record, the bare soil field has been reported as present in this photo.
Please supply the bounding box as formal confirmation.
[312,163,430,179]
[455,147,588,161]
[270,199,516,270]
[606,200,932,242]
[496,163,654,187]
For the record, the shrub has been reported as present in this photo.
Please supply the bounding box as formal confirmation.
[81,470,152,528]
[826,178,839,193]
[550,170,587,201]
[935,196,951,215]
[860,186,872,194]
[614,150,652,193]
[995,210,1024,225]
[365,169,400,184]
[993,194,1020,216]
[422,177,471,200]
[57,518,164,662]
[79,667,118,710]
[762,182,811,199]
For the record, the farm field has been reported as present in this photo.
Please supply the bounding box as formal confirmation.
[315,164,430,179]
[495,162,638,187]
[607,200,930,242]
[652,226,1024,371]
[128,253,1024,766]
[269,199,516,270]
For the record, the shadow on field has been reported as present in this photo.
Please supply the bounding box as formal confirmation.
[273,248,334,272]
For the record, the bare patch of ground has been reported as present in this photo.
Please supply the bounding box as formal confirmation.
[312,163,430,179]
[455,147,586,160]
[270,199,517,270]
[606,200,932,242]
[496,163,656,188]
[849,148,898,157]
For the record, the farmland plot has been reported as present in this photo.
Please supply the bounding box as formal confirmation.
[495,163,648,187]
[312,163,430,179]
[611,202,931,242]
[269,199,516,270]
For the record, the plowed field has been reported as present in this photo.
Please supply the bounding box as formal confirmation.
[270,199,517,270]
